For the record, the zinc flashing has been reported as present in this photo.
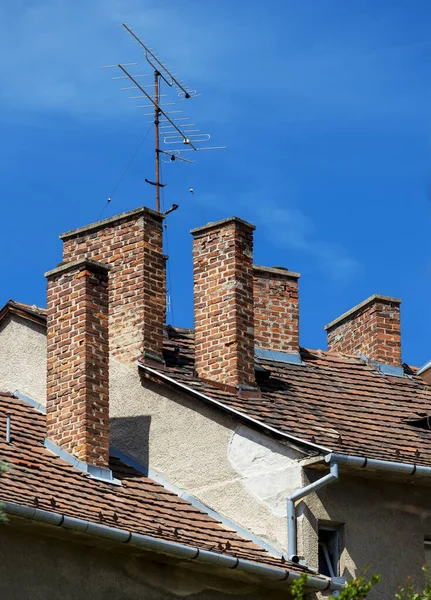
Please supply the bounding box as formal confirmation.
[111,446,283,558]
[44,438,121,486]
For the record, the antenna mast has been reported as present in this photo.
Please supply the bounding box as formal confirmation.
[154,69,161,212]
[103,24,225,213]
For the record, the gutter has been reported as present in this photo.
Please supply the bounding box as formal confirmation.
[288,452,431,562]
[138,363,331,455]
[324,453,431,477]
[287,462,339,561]
[2,501,343,593]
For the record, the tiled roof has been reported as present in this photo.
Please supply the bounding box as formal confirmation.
[0,300,46,327]
[141,329,431,467]
[5,301,431,467]
[0,392,308,573]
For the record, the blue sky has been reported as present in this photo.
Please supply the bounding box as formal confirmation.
[1,0,431,366]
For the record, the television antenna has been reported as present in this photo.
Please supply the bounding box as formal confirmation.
[102,24,225,213]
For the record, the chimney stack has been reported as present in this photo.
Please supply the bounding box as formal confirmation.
[60,207,165,366]
[191,217,257,391]
[325,294,402,367]
[253,266,300,355]
[45,259,110,467]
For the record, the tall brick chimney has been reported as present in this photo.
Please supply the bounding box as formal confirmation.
[253,266,300,354]
[191,217,257,391]
[325,294,402,367]
[45,259,110,467]
[60,207,165,366]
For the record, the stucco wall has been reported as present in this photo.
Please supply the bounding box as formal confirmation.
[3,319,431,599]
[0,522,293,600]
[301,473,431,599]
[109,358,304,555]
[0,315,47,401]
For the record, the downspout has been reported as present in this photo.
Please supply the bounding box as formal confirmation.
[287,462,339,561]
[3,501,344,593]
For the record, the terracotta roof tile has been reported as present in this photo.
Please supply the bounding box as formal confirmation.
[141,330,431,466]
[0,393,308,573]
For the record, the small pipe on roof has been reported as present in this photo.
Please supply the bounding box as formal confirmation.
[287,462,339,561]
[2,501,344,593]
[6,413,11,444]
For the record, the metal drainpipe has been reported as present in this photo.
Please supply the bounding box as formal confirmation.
[287,462,339,561]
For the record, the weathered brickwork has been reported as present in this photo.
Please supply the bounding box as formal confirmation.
[253,266,300,354]
[60,207,165,366]
[191,217,256,389]
[325,294,402,366]
[45,259,110,467]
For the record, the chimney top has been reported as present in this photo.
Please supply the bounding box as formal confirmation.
[45,258,111,279]
[253,265,300,279]
[190,216,256,236]
[59,205,164,241]
[324,294,402,331]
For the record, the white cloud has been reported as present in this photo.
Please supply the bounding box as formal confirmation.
[255,202,361,282]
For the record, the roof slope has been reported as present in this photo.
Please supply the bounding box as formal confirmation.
[5,302,431,468]
[0,300,46,328]
[152,329,431,467]
[0,392,305,572]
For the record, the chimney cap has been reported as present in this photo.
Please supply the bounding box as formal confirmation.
[59,205,164,241]
[324,294,402,331]
[44,258,111,279]
[190,216,255,236]
[253,265,300,279]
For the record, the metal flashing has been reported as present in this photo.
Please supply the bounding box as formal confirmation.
[44,438,121,485]
[138,362,330,454]
[418,360,431,376]
[110,446,283,558]
[14,391,46,414]
[255,348,304,366]
[358,354,405,378]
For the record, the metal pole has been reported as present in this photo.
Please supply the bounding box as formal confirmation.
[154,70,160,213]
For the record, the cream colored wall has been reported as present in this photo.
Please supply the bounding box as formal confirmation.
[3,318,431,598]
[109,357,304,555]
[0,521,294,600]
[0,315,47,401]
[301,473,431,599]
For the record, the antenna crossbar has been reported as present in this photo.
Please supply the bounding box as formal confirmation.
[118,65,197,151]
[122,23,191,98]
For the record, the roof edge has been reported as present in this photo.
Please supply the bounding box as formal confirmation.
[137,362,331,454]
[0,300,47,329]
[110,446,283,558]
[2,501,341,592]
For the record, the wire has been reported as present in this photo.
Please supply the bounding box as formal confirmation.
[161,170,175,326]
[98,122,154,220]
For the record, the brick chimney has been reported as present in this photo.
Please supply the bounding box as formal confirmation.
[191,217,257,391]
[325,294,402,367]
[253,266,300,354]
[60,207,165,366]
[45,259,110,467]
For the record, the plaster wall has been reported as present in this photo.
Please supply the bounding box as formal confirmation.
[301,473,431,599]
[4,320,431,599]
[109,358,304,555]
[0,522,294,600]
[0,315,47,401]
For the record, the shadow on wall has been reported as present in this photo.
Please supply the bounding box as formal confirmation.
[110,415,151,473]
